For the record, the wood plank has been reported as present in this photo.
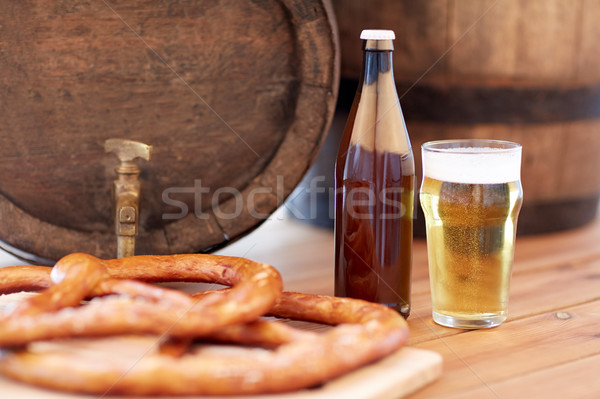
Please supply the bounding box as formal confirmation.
[512,0,580,80]
[436,352,600,399]
[513,218,600,272]
[332,0,449,81]
[408,250,600,344]
[508,259,600,319]
[449,0,519,80]
[407,300,600,398]
[450,0,580,81]
[577,0,600,83]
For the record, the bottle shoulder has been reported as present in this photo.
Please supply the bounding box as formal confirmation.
[337,142,415,184]
[344,79,412,155]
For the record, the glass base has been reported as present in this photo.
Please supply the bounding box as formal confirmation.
[380,303,410,319]
[432,311,506,329]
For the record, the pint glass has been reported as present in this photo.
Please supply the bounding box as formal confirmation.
[420,139,523,328]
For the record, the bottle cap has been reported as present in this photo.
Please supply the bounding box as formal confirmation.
[360,30,395,40]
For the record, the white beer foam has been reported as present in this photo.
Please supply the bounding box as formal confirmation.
[422,146,521,184]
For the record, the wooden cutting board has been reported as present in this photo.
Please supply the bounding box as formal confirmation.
[0,293,442,399]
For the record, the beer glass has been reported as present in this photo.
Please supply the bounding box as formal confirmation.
[420,139,523,329]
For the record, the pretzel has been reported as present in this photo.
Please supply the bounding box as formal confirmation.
[0,253,409,396]
[0,252,283,345]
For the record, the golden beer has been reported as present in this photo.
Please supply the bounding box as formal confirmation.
[420,140,522,328]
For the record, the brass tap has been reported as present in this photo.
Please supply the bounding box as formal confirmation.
[104,139,152,258]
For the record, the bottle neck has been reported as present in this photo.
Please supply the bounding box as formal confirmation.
[347,39,411,156]
[360,45,394,87]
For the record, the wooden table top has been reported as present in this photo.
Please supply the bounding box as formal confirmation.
[214,210,600,399]
[0,209,598,398]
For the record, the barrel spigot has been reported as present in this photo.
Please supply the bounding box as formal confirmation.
[104,139,152,258]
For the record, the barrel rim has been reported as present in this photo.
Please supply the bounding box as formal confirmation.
[0,0,340,264]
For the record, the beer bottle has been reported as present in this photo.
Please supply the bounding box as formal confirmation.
[334,29,415,318]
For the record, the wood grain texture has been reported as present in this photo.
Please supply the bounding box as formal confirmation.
[209,212,600,398]
[333,0,448,81]
[408,256,600,344]
[0,0,340,262]
[334,0,599,84]
[449,0,580,81]
[409,301,600,398]
[2,207,600,398]
[439,353,600,399]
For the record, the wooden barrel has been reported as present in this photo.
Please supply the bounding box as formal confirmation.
[333,0,600,235]
[0,0,339,263]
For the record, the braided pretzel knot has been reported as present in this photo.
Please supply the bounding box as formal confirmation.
[0,253,409,396]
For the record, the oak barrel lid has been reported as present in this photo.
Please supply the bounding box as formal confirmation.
[0,0,340,263]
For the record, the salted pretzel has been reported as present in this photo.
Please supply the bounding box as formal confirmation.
[0,253,409,396]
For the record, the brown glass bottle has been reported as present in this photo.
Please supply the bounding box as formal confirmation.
[334,30,414,318]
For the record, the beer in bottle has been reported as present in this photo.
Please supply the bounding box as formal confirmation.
[334,29,415,318]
